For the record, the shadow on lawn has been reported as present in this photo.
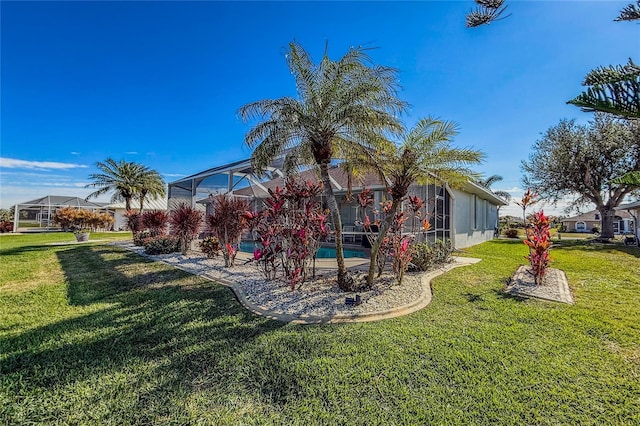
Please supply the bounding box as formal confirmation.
[2,244,303,420]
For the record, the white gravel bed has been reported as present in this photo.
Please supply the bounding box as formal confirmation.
[112,241,429,317]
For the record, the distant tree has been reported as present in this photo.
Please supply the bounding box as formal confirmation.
[466,0,640,27]
[86,158,164,212]
[522,113,640,239]
[0,208,12,222]
[239,41,406,291]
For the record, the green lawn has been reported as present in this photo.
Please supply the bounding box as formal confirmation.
[1,233,638,424]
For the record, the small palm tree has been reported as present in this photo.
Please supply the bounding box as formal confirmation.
[239,41,407,291]
[359,117,484,287]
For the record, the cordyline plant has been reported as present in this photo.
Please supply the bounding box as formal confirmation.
[245,179,328,290]
[356,189,432,285]
[141,210,170,238]
[524,210,552,285]
[169,203,203,255]
[205,194,250,267]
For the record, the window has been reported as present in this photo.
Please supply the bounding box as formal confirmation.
[594,213,600,220]
[576,221,587,231]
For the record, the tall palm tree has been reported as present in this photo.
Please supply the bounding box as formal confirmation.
[357,117,485,287]
[86,159,165,212]
[239,41,407,290]
[137,168,166,213]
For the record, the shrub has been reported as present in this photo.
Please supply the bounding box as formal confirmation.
[411,240,454,271]
[53,207,108,232]
[199,236,221,258]
[0,221,13,233]
[591,226,600,234]
[169,203,203,254]
[245,179,328,289]
[205,194,250,267]
[504,228,519,238]
[141,210,170,237]
[133,229,152,246]
[144,236,179,255]
[524,210,552,286]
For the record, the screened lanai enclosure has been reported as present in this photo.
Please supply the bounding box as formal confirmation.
[11,195,108,232]
[166,157,492,248]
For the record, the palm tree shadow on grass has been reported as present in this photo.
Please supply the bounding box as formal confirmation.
[2,244,304,421]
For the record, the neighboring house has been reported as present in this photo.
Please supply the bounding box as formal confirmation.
[168,157,507,249]
[562,209,635,234]
[11,195,107,232]
[617,200,640,240]
[105,197,168,231]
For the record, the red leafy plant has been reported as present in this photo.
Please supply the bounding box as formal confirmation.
[356,189,431,285]
[141,210,170,238]
[169,203,203,254]
[245,179,328,290]
[524,210,552,286]
[205,194,249,267]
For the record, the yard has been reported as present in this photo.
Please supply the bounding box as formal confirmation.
[1,233,638,424]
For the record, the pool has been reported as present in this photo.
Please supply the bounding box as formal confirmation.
[239,242,368,259]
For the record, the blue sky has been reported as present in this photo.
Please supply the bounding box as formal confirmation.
[1,1,637,216]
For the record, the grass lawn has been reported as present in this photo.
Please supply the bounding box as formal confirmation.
[1,233,638,424]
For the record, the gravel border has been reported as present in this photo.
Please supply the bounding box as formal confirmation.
[111,241,481,323]
[504,266,573,304]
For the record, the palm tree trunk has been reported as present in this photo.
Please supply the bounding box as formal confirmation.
[366,199,401,287]
[125,197,132,211]
[318,163,349,289]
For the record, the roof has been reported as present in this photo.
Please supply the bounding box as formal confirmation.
[105,197,167,210]
[232,165,508,206]
[618,200,640,210]
[563,209,633,222]
[16,195,107,208]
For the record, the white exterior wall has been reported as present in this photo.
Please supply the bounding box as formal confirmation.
[113,209,128,231]
[450,188,498,249]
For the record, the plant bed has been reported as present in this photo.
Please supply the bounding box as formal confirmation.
[504,265,573,304]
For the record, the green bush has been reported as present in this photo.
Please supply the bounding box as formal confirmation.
[411,240,453,271]
[144,236,179,255]
[504,228,519,238]
[133,230,152,246]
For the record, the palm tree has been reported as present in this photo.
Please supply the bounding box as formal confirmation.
[478,174,512,231]
[137,168,166,213]
[358,117,484,287]
[479,175,512,202]
[86,159,165,212]
[239,41,406,291]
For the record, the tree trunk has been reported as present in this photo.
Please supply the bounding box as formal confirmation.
[598,206,616,239]
[125,197,132,211]
[318,163,350,290]
[366,199,401,287]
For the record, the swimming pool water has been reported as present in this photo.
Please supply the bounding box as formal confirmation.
[239,242,367,259]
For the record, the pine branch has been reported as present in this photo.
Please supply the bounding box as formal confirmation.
[615,1,640,22]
